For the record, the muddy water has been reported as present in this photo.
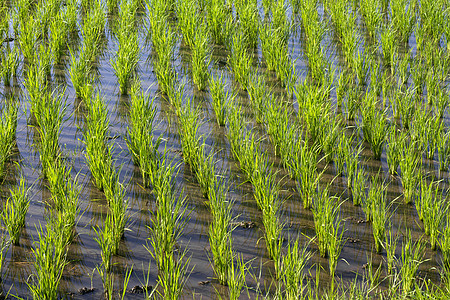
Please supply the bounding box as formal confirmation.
[0,2,448,299]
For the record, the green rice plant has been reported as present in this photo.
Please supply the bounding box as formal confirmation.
[0,99,18,179]
[36,43,53,79]
[399,139,421,204]
[359,0,381,39]
[69,47,92,99]
[194,143,216,198]
[334,130,348,175]
[336,70,349,108]
[280,237,312,299]
[227,254,248,300]
[380,24,398,72]
[226,104,247,163]
[369,176,389,253]
[432,87,449,119]
[247,73,267,124]
[317,110,341,162]
[400,231,425,295]
[191,20,211,91]
[437,126,450,171]
[2,177,29,245]
[291,140,321,209]
[205,0,233,45]
[410,106,428,154]
[33,88,67,177]
[63,0,78,32]
[396,51,410,86]
[424,115,442,160]
[312,186,344,279]
[111,23,140,95]
[18,16,37,63]
[346,86,360,121]
[386,127,403,175]
[228,30,252,90]
[343,136,362,189]
[49,11,68,64]
[82,92,111,191]
[410,58,426,97]
[177,0,198,48]
[352,167,367,206]
[440,213,450,285]
[208,179,233,285]
[353,51,368,86]
[94,219,114,298]
[28,223,68,300]
[209,73,231,126]
[0,46,19,86]
[370,60,382,96]
[390,0,416,41]
[0,7,9,41]
[81,0,106,61]
[178,98,201,167]
[359,96,387,160]
[384,225,399,276]
[234,0,259,48]
[418,179,448,250]
[107,182,129,254]
[419,0,445,43]
[155,249,191,300]
[391,88,417,129]
[126,82,158,187]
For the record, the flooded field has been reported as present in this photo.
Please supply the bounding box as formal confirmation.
[1,0,450,298]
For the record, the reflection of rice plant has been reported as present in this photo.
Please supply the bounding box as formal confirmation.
[2,177,29,245]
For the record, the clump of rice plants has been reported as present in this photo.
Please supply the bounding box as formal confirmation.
[367,176,389,253]
[0,99,18,179]
[209,73,231,126]
[400,231,425,295]
[191,20,211,91]
[28,222,68,299]
[125,81,159,187]
[399,139,421,204]
[111,0,140,95]
[228,30,252,90]
[386,127,402,175]
[2,176,29,245]
[437,126,450,172]
[205,0,233,45]
[352,168,367,206]
[178,98,201,167]
[0,46,19,86]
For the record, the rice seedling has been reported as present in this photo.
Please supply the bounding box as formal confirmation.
[400,231,426,295]
[384,225,399,276]
[49,11,68,65]
[280,237,311,299]
[312,186,344,279]
[352,167,367,206]
[111,18,140,94]
[191,20,211,91]
[343,137,362,189]
[228,30,252,90]
[69,47,93,99]
[317,110,341,162]
[440,214,450,285]
[18,16,37,63]
[247,73,267,124]
[234,0,259,48]
[193,143,216,198]
[178,97,201,167]
[399,139,421,204]
[33,88,67,177]
[209,73,231,126]
[208,179,233,285]
[418,179,448,250]
[36,43,53,79]
[81,0,107,61]
[410,58,426,97]
[353,51,368,86]
[359,0,381,39]
[205,0,233,45]
[2,177,29,245]
[432,87,449,119]
[386,127,403,175]
[359,95,387,160]
[346,86,360,121]
[390,0,416,41]
[334,130,348,176]
[227,254,248,300]
[292,140,321,210]
[424,115,441,160]
[380,24,398,72]
[437,126,450,171]
[177,0,198,48]
[0,99,18,179]
[336,70,349,108]
[108,184,129,254]
[0,46,19,86]
[28,223,68,300]
[396,51,410,86]
[126,81,158,187]
[368,176,389,253]
[94,218,114,298]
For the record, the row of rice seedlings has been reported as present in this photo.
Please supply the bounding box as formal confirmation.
[1,177,29,245]
[311,186,345,280]
[111,0,140,95]
[226,102,284,275]
[0,99,18,179]
[125,81,158,187]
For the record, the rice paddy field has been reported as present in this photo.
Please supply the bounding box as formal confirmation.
[2,0,450,298]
